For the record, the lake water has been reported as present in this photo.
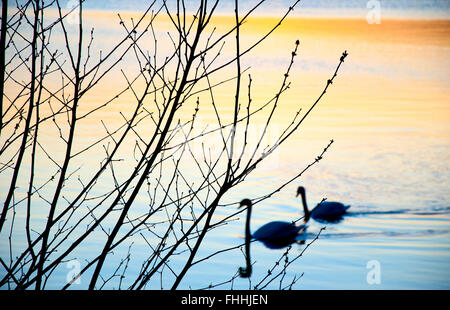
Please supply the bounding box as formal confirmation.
[0,5,449,290]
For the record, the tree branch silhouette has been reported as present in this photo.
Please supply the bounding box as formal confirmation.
[0,0,347,290]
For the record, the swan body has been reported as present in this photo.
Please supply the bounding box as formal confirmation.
[297,186,350,222]
[238,199,307,277]
[252,221,306,241]
[253,221,306,250]
[310,201,350,220]
[240,199,307,242]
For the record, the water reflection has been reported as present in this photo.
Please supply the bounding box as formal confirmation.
[259,235,307,250]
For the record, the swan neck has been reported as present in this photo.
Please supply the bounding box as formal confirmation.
[300,191,310,221]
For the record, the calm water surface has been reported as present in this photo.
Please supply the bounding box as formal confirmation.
[1,9,449,289]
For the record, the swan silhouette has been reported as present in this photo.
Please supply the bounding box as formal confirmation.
[238,198,307,277]
[297,186,350,222]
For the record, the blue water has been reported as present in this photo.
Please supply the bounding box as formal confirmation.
[168,195,450,289]
[1,1,449,290]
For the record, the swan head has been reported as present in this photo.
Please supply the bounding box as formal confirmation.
[296,186,305,197]
[239,199,252,208]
